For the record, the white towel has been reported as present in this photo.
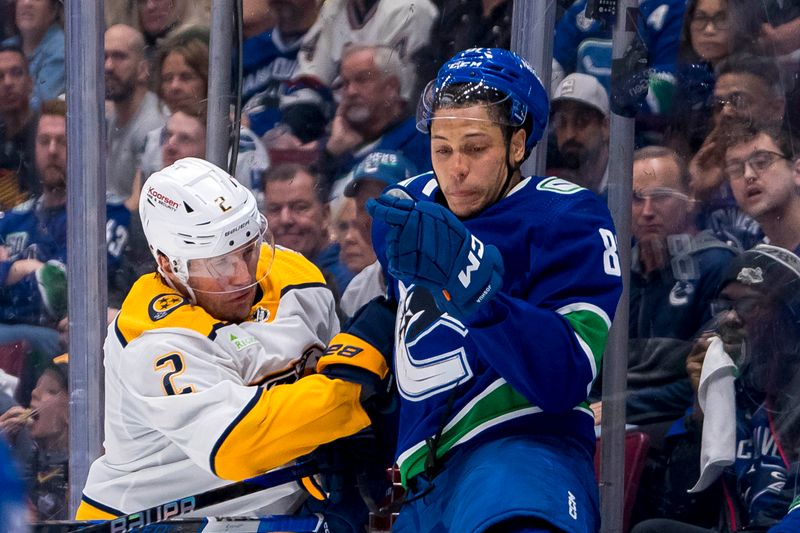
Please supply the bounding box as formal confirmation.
[688,336,738,493]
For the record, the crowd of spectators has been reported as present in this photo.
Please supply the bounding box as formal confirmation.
[0,0,799,530]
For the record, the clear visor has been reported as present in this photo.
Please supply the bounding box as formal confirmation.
[186,216,275,295]
[415,78,527,133]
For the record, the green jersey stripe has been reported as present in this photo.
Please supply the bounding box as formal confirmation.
[560,308,609,374]
[396,379,595,484]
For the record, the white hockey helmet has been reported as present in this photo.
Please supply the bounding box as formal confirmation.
[139,157,273,295]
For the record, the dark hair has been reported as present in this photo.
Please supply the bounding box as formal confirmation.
[44,353,69,392]
[633,145,691,189]
[39,98,67,119]
[677,0,765,64]
[156,26,210,104]
[720,118,796,161]
[715,52,783,96]
[262,163,330,205]
[0,43,28,72]
[433,82,533,157]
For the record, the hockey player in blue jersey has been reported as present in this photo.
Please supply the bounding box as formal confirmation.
[367,48,623,532]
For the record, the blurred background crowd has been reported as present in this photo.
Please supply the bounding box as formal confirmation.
[1,0,800,531]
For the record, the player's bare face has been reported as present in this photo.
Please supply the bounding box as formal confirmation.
[430,106,519,218]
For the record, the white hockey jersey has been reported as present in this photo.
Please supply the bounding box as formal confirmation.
[77,246,371,519]
[293,0,438,100]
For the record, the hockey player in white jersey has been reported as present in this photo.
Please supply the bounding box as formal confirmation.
[77,158,392,522]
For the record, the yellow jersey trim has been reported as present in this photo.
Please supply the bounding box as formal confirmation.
[316,332,389,379]
[76,498,119,520]
[116,247,328,346]
[210,374,370,480]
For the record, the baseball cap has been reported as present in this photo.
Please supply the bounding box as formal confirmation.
[720,244,800,320]
[551,73,610,117]
[344,150,417,198]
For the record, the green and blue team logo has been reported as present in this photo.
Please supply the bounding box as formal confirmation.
[536,177,584,195]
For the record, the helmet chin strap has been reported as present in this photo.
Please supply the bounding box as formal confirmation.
[493,140,520,206]
[158,264,199,305]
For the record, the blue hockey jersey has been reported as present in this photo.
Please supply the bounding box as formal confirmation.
[373,173,623,485]
[242,28,301,137]
[0,197,130,324]
[553,0,685,94]
[724,390,797,530]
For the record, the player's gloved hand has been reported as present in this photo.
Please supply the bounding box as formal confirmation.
[317,296,396,409]
[306,428,387,503]
[367,193,504,320]
[298,428,392,531]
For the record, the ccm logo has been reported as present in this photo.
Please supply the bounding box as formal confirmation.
[457,235,484,288]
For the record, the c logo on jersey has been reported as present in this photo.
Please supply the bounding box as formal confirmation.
[668,281,695,307]
[395,283,473,402]
[149,293,187,321]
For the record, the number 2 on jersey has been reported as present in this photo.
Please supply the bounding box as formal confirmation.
[154,353,195,396]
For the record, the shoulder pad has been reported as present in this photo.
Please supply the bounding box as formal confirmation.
[116,274,222,346]
[10,198,36,214]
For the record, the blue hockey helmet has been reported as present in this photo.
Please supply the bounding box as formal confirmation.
[416,48,549,155]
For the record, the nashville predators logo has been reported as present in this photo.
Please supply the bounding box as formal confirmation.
[149,294,187,321]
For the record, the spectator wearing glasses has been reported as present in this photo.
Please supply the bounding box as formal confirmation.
[722,120,800,256]
[612,146,738,425]
[666,0,758,156]
[139,27,268,196]
[548,73,610,196]
[688,53,784,250]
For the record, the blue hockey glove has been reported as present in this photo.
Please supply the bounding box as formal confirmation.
[367,193,504,320]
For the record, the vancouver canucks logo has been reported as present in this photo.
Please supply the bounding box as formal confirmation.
[668,281,695,307]
[148,293,187,321]
[394,283,473,402]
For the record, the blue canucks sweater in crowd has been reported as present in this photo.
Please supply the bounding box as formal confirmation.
[0,197,129,324]
[373,173,623,484]
[725,386,799,531]
[553,0,685,91]
[242,28,302,137]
